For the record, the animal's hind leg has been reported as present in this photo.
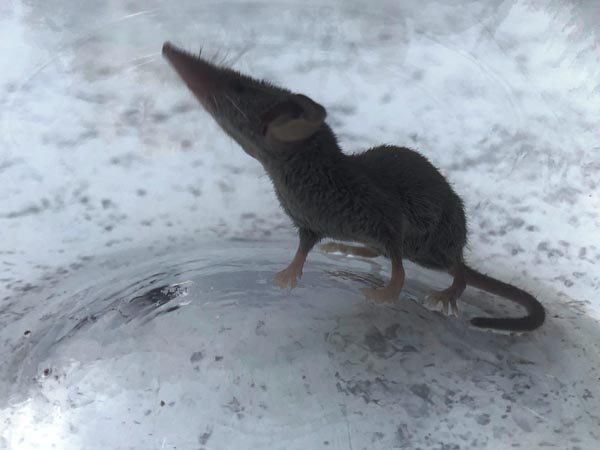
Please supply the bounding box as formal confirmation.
[320,242,381,258]
[361,257,405,304]
[425,264,466,316]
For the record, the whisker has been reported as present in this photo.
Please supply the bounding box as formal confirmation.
[224,94,248,121]
[212,94,221,115]
[225,44,252,67]
[218,50,230,67]
[211,49,221,64]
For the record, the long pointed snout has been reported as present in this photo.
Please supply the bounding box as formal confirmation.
[162,42,219,102]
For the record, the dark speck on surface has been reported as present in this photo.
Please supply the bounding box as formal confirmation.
[172,102,195,114]
[3,204,44,219]
[395,424,411,447]
[329,104,356,116]
[151,112,169,123]
[190,351,204,363]
[224,397,245,419]
[188,186,202,197]
[412,69,424,80]
[476,413,491,425]
[198,426,213,445]
[372,432,385,442]
[364,326,387,354]
[410,384,432,403]
[255,320,267,336]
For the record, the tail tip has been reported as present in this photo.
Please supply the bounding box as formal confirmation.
[470,315,544,332]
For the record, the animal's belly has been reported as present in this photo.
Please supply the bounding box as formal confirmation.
[282,201,366,242]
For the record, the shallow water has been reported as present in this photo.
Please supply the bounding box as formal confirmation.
[1,239,598,449]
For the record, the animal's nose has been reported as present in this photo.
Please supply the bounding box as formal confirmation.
[162,42,219,99]
[162,41,176,55]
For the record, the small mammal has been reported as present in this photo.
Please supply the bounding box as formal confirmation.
[162,42,545,332]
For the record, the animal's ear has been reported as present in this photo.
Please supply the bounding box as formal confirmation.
[262,94,326,142]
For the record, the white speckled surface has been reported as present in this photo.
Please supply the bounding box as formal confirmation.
[1,1,599,449]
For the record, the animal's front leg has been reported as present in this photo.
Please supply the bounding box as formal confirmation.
[273,229,319,289]
[362,256,405,303]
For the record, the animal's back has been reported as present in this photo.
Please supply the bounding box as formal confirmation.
[350,145,467,268]
[350,145,450,197]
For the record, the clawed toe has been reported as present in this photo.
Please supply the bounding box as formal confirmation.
[425,291,459,316]
[273,268,301,289]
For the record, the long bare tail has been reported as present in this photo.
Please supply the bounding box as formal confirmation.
[462,264,545,332]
